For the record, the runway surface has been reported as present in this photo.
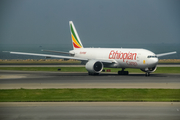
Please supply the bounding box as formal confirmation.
[0,70,180,89]
[0,102,180,120]
[1,69,180,120]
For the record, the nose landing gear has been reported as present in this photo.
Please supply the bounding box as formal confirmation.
[145,72,150,76]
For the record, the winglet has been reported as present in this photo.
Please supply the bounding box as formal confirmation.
[69,21,83,49]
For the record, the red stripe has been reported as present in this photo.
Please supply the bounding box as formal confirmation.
[73,42,81,48]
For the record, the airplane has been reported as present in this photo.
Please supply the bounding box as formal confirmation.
[7,21,177,76]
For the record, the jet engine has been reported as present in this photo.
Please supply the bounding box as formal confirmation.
[85,60,103,75]
[141,66,157,73]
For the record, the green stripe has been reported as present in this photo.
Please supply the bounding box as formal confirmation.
[70,24,82,46]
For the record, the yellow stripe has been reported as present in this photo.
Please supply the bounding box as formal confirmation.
[71,34,82,48]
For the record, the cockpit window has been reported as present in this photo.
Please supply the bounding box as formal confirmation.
[147,55,157,58]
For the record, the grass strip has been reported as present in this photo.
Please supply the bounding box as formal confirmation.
[0,67,180,73]
[0,89,180,102]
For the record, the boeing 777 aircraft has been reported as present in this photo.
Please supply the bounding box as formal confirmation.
[8,21,176,76]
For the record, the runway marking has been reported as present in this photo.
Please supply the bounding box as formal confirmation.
[0,75,27,79]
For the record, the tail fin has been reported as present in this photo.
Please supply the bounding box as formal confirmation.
[69,21,83,49]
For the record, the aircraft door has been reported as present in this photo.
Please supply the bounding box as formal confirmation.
[136,53,141,63]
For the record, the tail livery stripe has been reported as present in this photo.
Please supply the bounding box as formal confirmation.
[70,25,82,47]
[69,21,83,49]
[73,42,81,48]
[71,34,82,48]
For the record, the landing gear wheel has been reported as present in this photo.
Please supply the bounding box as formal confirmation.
[118,71,129,75]
[88,72,93,75]
[145,72,150,76]
[88,72,99,76]
[94,73,99,75]
[125,71,129,75]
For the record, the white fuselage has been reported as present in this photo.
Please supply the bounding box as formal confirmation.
[70,48,158,69]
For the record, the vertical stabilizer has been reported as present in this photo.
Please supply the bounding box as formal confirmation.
[69,21,83,49]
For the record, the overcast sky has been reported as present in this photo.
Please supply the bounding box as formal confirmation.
[0,0,180,46]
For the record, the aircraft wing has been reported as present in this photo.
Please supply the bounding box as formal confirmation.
[156,51,177,57]
[97,59,117,63]
[41,50,74,56]
[6,51,117,64]
[8,51,88,61]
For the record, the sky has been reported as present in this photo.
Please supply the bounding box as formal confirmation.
[0,0,180,46]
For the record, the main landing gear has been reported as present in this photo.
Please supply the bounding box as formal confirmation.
[118,68,129,75]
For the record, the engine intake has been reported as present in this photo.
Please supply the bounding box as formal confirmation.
[85,60,103,73]
[141,66,157,73]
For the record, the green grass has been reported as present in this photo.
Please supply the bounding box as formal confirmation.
[0,67,180,73]
[0,89,179,102]
[154,67,180,73]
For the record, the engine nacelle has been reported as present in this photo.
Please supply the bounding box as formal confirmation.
[85,60,103,74]
[141,66,157,73]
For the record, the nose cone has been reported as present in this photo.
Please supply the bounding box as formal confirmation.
[149,58,158,66]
